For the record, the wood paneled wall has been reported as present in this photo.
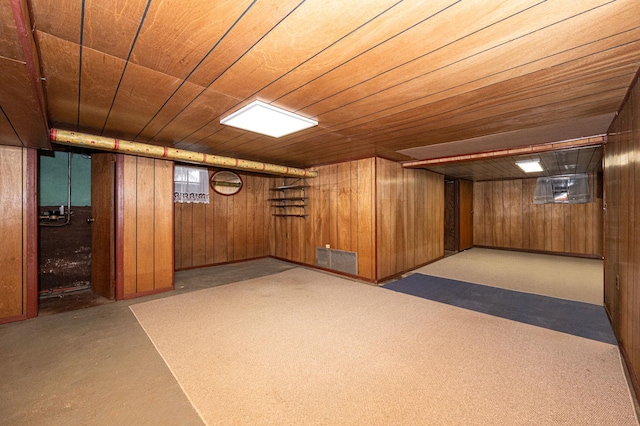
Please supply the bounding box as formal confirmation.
[605,72,640,397]
[174,170,272,269]
[117,155,173,299]
[473,177,603,256]
[272,158,376,281]
[0,146,36,323]
[376,158,444,281]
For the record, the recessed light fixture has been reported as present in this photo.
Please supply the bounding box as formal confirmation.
[516,159,543,173]
[220,100,318,138]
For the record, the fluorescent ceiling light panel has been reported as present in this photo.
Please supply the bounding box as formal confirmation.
[516,159,543,173]
[220,100,317,138]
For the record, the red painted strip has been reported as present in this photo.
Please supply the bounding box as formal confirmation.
[163,146,168,157]
[203,153,207,162]
[114,139,119,151]
[50,128,56,141]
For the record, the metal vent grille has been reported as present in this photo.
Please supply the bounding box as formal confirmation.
[316,247,358,276]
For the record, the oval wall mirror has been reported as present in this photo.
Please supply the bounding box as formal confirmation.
[210,171,243,196]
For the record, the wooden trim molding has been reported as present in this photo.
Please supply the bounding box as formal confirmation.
[120,286,173,301]
[26,148,38,318]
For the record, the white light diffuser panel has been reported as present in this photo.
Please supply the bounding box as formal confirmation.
[220,100,318,138]
[516,160,543,173]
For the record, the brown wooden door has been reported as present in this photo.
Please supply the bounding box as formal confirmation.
[91,153,115,299]
[459,180,474,251]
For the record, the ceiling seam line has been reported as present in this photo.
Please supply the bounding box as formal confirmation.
[173,0,408,146]
[150,0,308,144]
[316,34,640,131]
[100,0,153,135]
[255,72,632,156]
[0,104,24,145]
[293,0,550,112]
[133,0,259,140]
[76,0,86,131]
[344,77,632,143]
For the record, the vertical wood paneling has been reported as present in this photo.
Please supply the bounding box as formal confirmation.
[329,164,339,248]
[205,189,215,265]
[174,170,272,269]
[136,157,155,293]
[0,146,26,320]
[605,74,640,399]
[122,155,138,296]
[174,203,182,269]
[377,158,392,279]
[459,179,474,251]
[91,153,115,299]
[191,203,206,266]
[153,159,174,290]
[213,190,228,263]
[271,158,376,281]
[181,203,194,269]
[473,176,603,256]
[120,155,174,298]
[473,181,485,246]
[551,204,564,252]
[232,180,247,261]
[508,180,522,248]
[376,158,443,281]
[357,159,374,280]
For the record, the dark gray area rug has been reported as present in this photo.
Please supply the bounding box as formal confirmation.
[384,274,616,344]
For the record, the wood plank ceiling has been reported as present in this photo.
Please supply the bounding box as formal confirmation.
[1,0,639,169]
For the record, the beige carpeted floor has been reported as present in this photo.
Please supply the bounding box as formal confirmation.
[412,248,603,305]
[130,268,637,425]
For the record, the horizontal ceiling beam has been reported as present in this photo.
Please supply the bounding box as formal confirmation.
[50,129,317,178]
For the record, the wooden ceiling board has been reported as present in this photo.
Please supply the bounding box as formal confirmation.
[282,0,548,113]
[0,0,25,60]
[365,76,632,148]
[102,62,188,137]
[0,106,22,147]
[254,0,456,105]
[128,1,303,142]
[247,24,638,164]
[254,87,624,166]
[0,58,48,147]
[290,30,640,149]
[36,32,79,128]
[195,130,264,156]
[150,89,244,144]
[186,0,305,87]
[278,98,621,166]
[341,66,633,146]
[374,95,623,151]
[132,79,207,142]
[82,0,150,60]
[2,0,640,176]
[208,0,401,100]
[128,0,255,81]
[29,0,82,45]
[305,2,639,129]
[77,47,127,132]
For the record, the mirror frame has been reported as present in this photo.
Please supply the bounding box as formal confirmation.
[210,170,243,196]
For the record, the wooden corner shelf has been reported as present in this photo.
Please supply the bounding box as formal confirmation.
[270,179,308,218]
